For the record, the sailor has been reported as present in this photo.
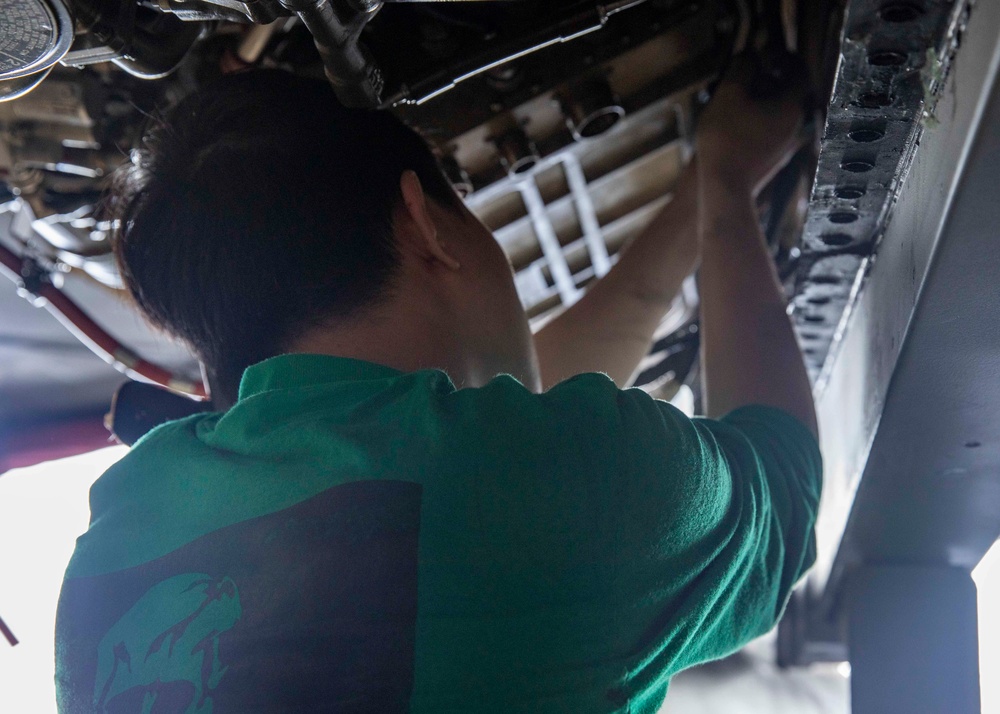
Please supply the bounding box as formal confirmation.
[56,61,819,713]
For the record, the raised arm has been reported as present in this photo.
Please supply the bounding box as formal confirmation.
[696,60,818,436]
[532,160,699,390]
[533,68,812,394]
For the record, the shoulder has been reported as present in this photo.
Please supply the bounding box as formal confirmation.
[442,371,622,416]
[434,372,628,445]
[433,372,710,493]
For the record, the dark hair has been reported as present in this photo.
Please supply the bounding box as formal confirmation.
[109,69,461,406]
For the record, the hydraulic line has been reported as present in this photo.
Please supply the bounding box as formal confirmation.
[0,241,208,400]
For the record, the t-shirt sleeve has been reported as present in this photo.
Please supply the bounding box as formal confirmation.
[450,372,821,700]
[610,386,822,684]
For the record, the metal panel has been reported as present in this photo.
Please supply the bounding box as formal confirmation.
[790,0,968,379]
[780,0,1000,661]
[847,566,980,714]
[830,14,1000,569]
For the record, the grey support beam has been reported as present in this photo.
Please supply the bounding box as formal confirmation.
[802,0,1000,605]
[848,566,980,714]
[780,0,1000,668]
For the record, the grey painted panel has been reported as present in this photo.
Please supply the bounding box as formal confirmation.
[812,0,1000,614]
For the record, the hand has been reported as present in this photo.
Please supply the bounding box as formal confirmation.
[696,54,809,195]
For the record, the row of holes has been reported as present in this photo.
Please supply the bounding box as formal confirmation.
[801,1,926,333]
[816,1,926,249]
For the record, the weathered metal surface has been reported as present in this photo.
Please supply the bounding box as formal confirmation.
[383,0,724,114]
[780,0,1000,666]
[829,0,1000,576]
[791,0,966,381]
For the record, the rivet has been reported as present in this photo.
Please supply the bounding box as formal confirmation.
[848,128,885,142]
[835,186,866,199]
[841,160,875,173]
[879,2,924,23]
[869,50,908,67]
[812,274,843,285]
[822,233,854,247]
[857,91,894,108]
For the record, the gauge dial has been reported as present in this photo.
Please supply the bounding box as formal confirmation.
[0,0,74,81]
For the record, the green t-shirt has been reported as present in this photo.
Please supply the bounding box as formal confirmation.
[56,353,821,713]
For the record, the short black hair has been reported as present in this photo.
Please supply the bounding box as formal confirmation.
[109,69,461,406]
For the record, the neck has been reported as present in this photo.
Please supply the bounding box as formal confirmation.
[288,300,478,388]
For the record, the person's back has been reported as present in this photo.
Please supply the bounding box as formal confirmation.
[56,66,821,713]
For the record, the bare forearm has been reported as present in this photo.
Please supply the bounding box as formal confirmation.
[698,176,817,435]
[534,162,699,389]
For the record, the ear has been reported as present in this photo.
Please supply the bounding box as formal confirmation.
[399,171,461,271]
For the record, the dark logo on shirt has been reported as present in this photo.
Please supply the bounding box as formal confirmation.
[58,480,422,713]
[95,574,241,713]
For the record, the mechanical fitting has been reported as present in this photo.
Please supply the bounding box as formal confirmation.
[278,0,385,107]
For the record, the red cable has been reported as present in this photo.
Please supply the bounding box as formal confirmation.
[0,242,208,400]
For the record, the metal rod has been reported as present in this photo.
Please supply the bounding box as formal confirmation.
[561,153,611,278]
[237,21,280,64]
[278,0,384,107]
[518,178,581,306]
